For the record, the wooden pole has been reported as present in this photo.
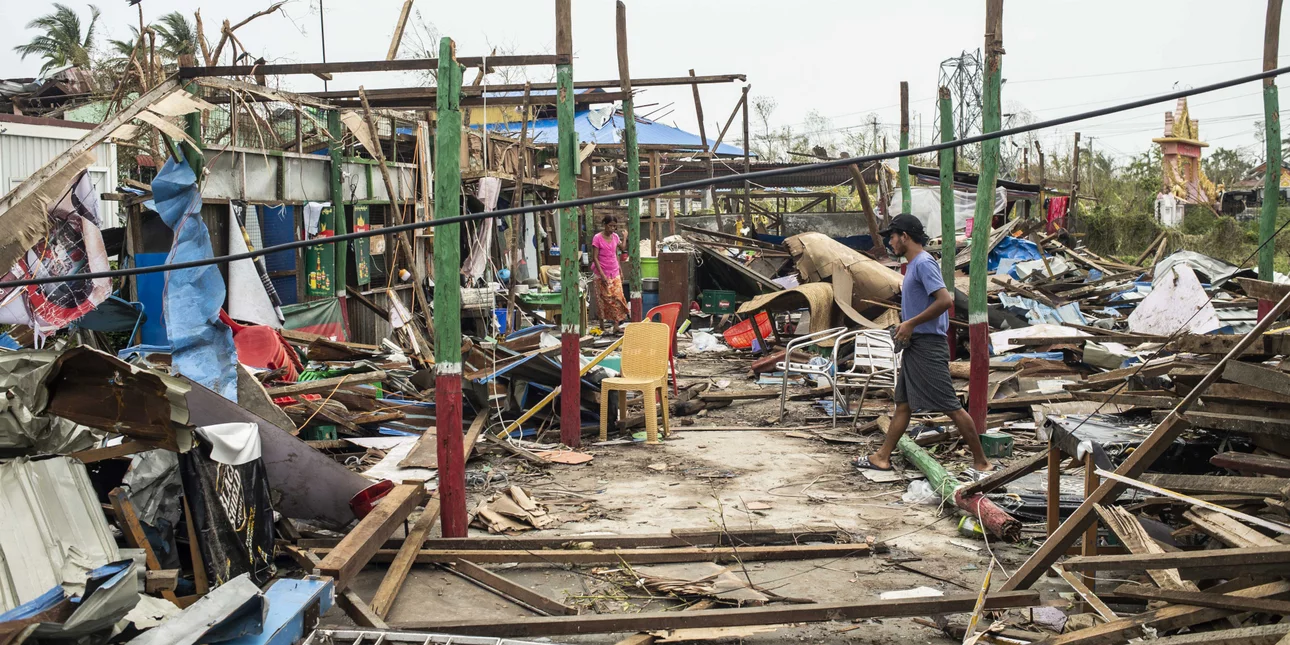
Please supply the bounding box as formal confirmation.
[1261,0,1284,320]
[433,37,467,537]
[556,0,581,448]
[386,0,415,60]
[967,0,1004,437]
[938,86,957,359]
[742,85,753,233]
[327,110,347,296]
[616,2,642,322]
[689,69,708,152]
[505,83,532,334]
[900,81,911,214]
[1068,132,1081,226]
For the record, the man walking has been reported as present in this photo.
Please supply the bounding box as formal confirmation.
[854,214,995,477]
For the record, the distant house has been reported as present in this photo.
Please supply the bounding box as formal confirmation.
[1219,161,1290,216]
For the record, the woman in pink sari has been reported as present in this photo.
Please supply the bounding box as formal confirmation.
[591,215,630,334]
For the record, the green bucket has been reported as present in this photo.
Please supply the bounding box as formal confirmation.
[641,257,659,279]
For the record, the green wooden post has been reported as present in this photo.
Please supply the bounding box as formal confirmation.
[938,86,957,358]
[556,0,581,447]
[899,81,911,214]
[1261,0,1284,297]
[617,1,642,322]
[968,0,1004,435]
[433,37,467,538]
[327,109,347,295]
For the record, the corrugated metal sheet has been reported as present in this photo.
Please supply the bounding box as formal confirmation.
[0,123,119,227]
[347,287,412,345]
[484,110,747,156]
[0,456,121,612]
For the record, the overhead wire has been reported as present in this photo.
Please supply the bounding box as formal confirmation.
[7,61,1290,290]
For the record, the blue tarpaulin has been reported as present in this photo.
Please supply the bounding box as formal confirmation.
[988,236,1043,272]
[153,158,238,401]
[483,110,748,156]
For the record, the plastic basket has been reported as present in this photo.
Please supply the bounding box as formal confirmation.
[723,312,773,350]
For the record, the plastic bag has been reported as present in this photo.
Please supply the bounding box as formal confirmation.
[902,479,939,506]
[690,331,727,353]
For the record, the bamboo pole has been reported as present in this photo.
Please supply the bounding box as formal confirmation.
[938,86,956,359]
[968,0,1004,436]
[433,37,467,537]
[556,0,581,448]
[900,81,911,214]
[1261,0,1284,319]
[617,1,643,322]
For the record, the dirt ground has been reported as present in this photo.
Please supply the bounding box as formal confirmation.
[322,348,1057,644]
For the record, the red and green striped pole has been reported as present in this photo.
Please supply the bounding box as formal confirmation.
[433,37,467,537]
[556,0,582,448]
[939,86,957,359]
[1260,0,1283,320]
[968,0,1004,435]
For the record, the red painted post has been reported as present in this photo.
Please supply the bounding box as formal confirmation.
[556,0,581,448]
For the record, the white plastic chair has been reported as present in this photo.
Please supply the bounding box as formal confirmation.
[776,327,848,423]
[830,329,900,427]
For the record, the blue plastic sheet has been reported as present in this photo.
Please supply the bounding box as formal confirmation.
[988,236,1043,272]
[153,158,239,402]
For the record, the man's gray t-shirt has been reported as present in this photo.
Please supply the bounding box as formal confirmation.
[901,251,949,336]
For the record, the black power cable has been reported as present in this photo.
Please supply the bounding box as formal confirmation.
[5,63,1290,290]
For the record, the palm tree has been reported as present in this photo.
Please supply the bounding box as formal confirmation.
[13,3,101,74]
[152,11,196,61]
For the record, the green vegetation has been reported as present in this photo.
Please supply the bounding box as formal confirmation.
[12,3,100,73]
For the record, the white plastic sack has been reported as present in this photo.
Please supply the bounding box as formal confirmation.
[887,184,1007,236]
[690,331,727,353]
[902,479,939,505]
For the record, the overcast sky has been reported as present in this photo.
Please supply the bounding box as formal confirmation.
[1,0,1284,165]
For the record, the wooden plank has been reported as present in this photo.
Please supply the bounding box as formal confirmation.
[69,440,147,463]
[286,545,388,629]
[109,488,179,604]
[1183,508,1280,548]
[1181,410,1290,437]
[1052,565,1117,622]
[315,542,876,566]
[957,449,1049,498]
[182,498,209,596]
[451,560,578,616]
[1062,544,1290,572]
[369,411,487,618]
[1104,469,1290,535]
[1093,504,1195,591]
[1111,583,1290,615]
[1223,359,1290,397]
[393,590,1041,637]
[1068,390,1177,408]
[385,0,415,60]
[302,527,848,551]
[1211,451,1290,477]
[700,386,832,402]
[1140,473,1290,497]
[1141,623,1290,645]
[1044,579,1290,645]
[315,483,426,590]
[1235,276,1290,302]
[1003,284,1290,591]
[266,371,386,397]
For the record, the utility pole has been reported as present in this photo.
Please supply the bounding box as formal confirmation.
[1261,0,1284,319]
[556,0,581,448]
[432,37,466,537]
[900,81,911,214]
[938,86,957,358]
[967,0,1004,438]
[617,2,642,322]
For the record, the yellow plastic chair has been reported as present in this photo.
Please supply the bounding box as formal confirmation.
[599,321,671,444]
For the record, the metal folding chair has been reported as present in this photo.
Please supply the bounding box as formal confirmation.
[831,329,900,427]
[776,326,847,423]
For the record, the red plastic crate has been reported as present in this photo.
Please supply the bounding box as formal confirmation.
[723,312,773,349]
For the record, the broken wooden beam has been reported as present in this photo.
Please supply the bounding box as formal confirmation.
[1174,410,1290,437]
[180,55,568,79]
[393,590,1041,637]
[1109,584,1290,615]
[300,526,849,551]
[956,448,1048,498]
[1139,473,1290,498]
[315,483,427,590]
[1210,451,1290,477]
[1183,508,1280,548]
[1061,544,1290,574]
[312,542,880,566]
[266,371,386,397]
[450,560,578,616]
[1222,359,1290,397]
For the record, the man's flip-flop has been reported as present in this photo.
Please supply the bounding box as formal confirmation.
[853,455,893,472]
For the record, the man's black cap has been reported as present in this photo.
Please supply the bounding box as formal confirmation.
[879,213,926,240]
